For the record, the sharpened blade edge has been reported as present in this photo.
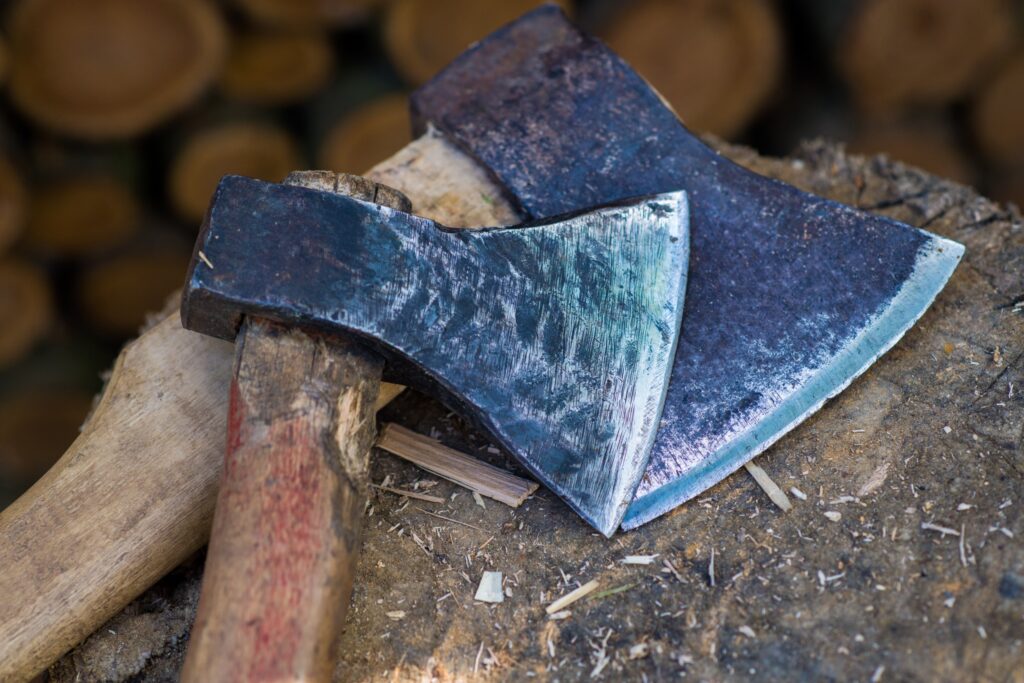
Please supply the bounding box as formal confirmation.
[568,191,690,536]
[621,234,965,530]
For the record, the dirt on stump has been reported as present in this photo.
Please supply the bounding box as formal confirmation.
[50,140,1024,682]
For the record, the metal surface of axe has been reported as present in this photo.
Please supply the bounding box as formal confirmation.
[0,7,966,680]
[412,6,965,530]
[178,171,689,680]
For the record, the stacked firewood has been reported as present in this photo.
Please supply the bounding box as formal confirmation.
[1,0,1022,505]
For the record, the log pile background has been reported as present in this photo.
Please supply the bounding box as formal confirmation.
[0,0,1022,519]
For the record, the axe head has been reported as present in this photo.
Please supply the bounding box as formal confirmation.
[412,6,965,530]
[182,176,690,535]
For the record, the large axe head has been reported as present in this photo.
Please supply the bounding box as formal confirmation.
[411,6,965,530]
[182,176,689,534]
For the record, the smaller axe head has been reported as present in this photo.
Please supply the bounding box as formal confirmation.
[182,175,690,535]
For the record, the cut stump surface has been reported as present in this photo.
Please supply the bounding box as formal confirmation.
[50,140,1024,682]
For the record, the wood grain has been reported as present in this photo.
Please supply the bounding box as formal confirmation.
[0,315,233,682]
[0,130,516,683]
[377,423,538,507]
[180,320,382,682]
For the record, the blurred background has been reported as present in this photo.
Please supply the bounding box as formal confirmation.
[0,0,1022,507]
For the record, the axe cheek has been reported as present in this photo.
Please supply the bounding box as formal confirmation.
[182,176,690,535]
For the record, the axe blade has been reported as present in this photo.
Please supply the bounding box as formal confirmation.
[412,6,965,530]
[183,177,690,535]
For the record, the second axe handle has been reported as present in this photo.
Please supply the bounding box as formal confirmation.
[180,318,382,682]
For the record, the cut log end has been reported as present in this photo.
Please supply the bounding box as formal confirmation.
[9,0,226,140]
[77,249,191,338]
[220,30,334,106]
[0,390,93,489]
[25,177,140,257]
[972,50,1024,167]
[603,0,782,138]
[384,0,572,86]
[319,95,412,176]
[839,0,1013,114]
[169,122,302,223]
[0,158,27,255]
[0,259,53,367]
[231,0,385,28]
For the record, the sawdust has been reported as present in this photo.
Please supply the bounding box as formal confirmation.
[52,140,1024,682]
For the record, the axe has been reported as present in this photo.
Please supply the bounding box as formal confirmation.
[0,7,964,680]
[177,170,688,680]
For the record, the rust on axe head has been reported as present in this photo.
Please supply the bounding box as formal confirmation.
[411,6,964,530]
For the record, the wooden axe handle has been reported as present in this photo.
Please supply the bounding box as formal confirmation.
[180,319,381,682]
[182,172,406,681]
[0,132,517,682]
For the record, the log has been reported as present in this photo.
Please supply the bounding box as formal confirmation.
[846,117,974,185]
[383,0,572,86]
[219,30,334,106]
[971,49,1024,167]
[24,176,139,257]
[318,94,411,175]
[8,0,226,140]
[602,0,782,138]
[0,390,93,499]
[0,156,27,254]
[231,0,385,28]
[168,121,302,222]
[76,247,192,338]
[0,259,52,368]
[49,138,1024,683]
[834,0,1013,114]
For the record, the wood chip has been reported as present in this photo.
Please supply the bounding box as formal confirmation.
[545,579,600,614]
[921,521,959,536]
[377,423,538,507]
[474,571,504,603]
[744,461,792,511]
[824,511,842,522]
[547,610,572,620]
[372,484,444,504]
[386,610,406,620]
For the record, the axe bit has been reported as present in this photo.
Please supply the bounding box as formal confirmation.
[178,171,689,679]
[413,5,966,530]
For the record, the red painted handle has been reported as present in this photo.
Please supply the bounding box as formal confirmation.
[181,318,382,683]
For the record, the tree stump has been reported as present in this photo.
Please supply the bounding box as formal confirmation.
[50,140,1024,682]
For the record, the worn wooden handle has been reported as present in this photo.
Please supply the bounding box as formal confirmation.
[0,316,233,683]
[0,136,515,682]
[181,318,382,682]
